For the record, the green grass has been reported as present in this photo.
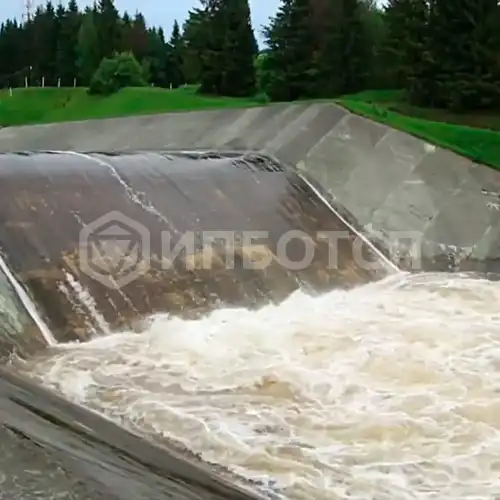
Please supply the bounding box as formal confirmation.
[339,89,500,131]
[0,85,265,126]
[337,90,500,170]
[338,89,407,104]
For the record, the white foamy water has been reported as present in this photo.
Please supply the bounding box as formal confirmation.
[17,272,500,499]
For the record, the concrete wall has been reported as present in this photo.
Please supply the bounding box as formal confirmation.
[0,262,47,357]
[1,102,499,271]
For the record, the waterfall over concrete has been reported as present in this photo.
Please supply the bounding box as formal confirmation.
[0,150,390,348]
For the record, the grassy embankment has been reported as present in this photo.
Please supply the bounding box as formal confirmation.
[338,89,500,170]
[0,85,264,127]
[1,85,500,170]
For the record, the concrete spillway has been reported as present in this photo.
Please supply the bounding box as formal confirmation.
[0,146,391,500]
[2,102,498,270]
[1,102,500,499]
[0,150,389,348]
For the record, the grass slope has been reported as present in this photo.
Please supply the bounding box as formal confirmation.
[0,86,263,126]
[341,89,500,131]
[337,90,500,170]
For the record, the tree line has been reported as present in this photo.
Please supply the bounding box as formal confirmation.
[0,0,184,90]
[1,0,499,110]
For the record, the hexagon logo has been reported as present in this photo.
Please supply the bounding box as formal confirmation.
[79,211,150,289]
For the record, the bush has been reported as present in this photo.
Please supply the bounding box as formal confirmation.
[88,52,147,96]
[254,92,270,104]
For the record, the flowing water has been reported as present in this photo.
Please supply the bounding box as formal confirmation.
[15,271,500,500]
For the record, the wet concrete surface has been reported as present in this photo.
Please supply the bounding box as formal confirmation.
[0,424,111,500]
[0,367,272,500]
[3,102,500,267]
[0,150,389,344]
[0,276,46,359]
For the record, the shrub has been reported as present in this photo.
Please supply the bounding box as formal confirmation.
[88,52,147,95]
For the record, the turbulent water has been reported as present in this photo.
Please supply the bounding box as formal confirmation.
[16,272,500,499]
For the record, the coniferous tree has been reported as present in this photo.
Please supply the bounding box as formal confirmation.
[32,2,58,84]
[417,0,500,110]
[357,0,387,89]
[0,20,25,86]
[54,2,66,81]
[119,11,133,51]
[166,21,184,88]
[199,0,228,94]
[335,0,372,94]
[199,0,257,96]
[56,0,81,86]
[129,13,149,61]
[147,27,169,86]
[0,2,172,90]
[182,8,210,84]
[76,9,101,84]
[312,0,344,97]
[0,0,497,112]
[262,0,317,100]
[383,0,428,91]
[96,0,120,59]
[219,0,257,96]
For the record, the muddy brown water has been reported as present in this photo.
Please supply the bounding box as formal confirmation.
[3,152,498,499]
[0,151,391,499]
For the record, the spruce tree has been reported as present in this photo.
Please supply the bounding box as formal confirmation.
[119,12,133,52]
[262,0,317,100]
[350,0,385,89]
[336,0,372,95]
[313,0,344,97]
[76,10,101,84]
[422,0,500,110]
[264,0,371,99]
[0,20,25,86]
[0,2,172,89]
[129,13,149,61]
[147,27,169,87]
[56,0,81,86]
[383,0,427,90]
[182,8,210,84]
[199,0,257,96]
[32,2,58,84]
[96,0,120,59]
[166,20,184,88]
[219,0,257,96]
[198,0,223,94]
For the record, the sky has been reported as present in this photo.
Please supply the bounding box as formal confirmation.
[1,0,281,43]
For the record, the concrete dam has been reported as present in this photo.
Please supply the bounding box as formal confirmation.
[1,102,500,499]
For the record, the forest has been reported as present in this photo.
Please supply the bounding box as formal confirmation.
[1,0,500,111]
